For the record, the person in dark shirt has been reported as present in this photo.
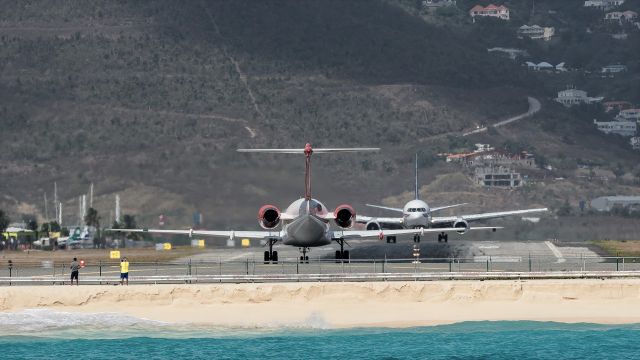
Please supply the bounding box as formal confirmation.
[70,257,79,285]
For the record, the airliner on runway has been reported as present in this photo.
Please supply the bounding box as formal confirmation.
[109,144,500,262]
[357,155,547,244]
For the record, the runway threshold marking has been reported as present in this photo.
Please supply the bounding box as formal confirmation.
[545,241,566,263]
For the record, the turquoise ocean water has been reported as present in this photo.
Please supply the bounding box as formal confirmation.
[0,310,639,359]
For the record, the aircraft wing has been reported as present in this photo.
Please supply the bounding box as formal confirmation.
[333,226,500,240]
[355,215,403,225]
[431,208,548,225]
[107,228,282,239]
[365,204,404,213]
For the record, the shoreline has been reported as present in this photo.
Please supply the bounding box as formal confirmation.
[2,279,640,328]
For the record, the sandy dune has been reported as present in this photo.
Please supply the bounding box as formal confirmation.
[1,280,640,328]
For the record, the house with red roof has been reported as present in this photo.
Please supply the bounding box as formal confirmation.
[469,4,510,21]
[603,101,632,113]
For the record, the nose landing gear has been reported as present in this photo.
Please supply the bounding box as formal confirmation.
[299,247,310,263]
[437,232,448,243]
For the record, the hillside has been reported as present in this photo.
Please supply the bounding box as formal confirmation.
[0,0,639,234]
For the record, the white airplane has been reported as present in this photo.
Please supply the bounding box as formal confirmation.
[109,144,501,262]
[357,155,547,244]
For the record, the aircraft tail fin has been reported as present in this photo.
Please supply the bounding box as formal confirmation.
[415,153,419,200]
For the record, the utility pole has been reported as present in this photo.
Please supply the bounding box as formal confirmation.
[115,194,121,224]
[58,202,63,226]
[44,192,49,222]
[89,183,94,208]
[53,182,58,222]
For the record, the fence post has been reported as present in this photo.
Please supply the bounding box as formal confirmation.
[528,254,532,272]
[449,258,452,272]
[486,257,490,272]
[616,255,619,271]
[8,260,12,287]
[99,260,102,285]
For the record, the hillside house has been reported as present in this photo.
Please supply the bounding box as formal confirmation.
[616,109,640,122]
[469,4,509,21]
[474,166,523,188]
[631,137,640,150]
[555,88,603,107]
[422,0,456,7]
[584,0,625,10]
[525,61,565,71]
[593,119,637,136]
[605,10,638,21]
[603,101,632,112]
[591,196,640,211]
[518,25,555,40]
[601,64,627,73]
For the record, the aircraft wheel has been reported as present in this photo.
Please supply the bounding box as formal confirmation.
[437,234,442,242]
[343,250,349,260]
[444,234,449,243]
[335,250,342,261]
[305,256,309,263]
[272,251,278,263]
[264,251,270,263]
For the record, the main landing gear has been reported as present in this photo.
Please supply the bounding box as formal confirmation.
[437,232,448,243]
[299,247,310,263]
[263,238,279,264]
[413,234,421,243]
[333,238,350,262]
[386,236,397,243]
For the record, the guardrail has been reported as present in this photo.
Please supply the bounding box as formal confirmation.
[0,255,639,285]
[2,271,640,286]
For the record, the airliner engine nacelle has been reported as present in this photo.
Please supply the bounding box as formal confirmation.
[365,221,381,231]
[334,204,356,229]
[453,219,469,234]
[258,205,281,229]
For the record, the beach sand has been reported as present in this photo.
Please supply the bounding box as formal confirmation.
[2,279,640,328]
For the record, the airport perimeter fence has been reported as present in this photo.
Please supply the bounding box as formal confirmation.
[2,255,640,285]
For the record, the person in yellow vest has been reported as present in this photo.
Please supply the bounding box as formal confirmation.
[120,257,129,285]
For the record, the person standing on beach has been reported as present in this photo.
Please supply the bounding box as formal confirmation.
[70,257,79,285]
[120,257,129,285]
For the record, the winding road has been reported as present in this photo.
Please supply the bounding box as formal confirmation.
[463,96,541,136]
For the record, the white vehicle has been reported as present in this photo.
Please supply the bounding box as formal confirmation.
[357,155,547,243]
[109,144,500,262]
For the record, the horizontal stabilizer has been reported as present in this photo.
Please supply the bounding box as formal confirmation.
[237,148,379,154]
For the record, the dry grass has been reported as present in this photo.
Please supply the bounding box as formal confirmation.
[592,240,640,257]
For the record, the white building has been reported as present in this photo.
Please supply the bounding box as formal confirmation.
[555,88,603,107]
[525,61,556,71]
[469,4,510,20]
[601,64,627,73]
[616,109,640,122]
[584,0,625,10]
[594,119,637,137]
[591,196,640,212]
[631,137,640,150]
[518,25,555,40]
[422,0,456,7]
[605,10,638,21]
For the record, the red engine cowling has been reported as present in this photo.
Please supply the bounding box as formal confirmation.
[258,205,281,229]
[334,204,356,229]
